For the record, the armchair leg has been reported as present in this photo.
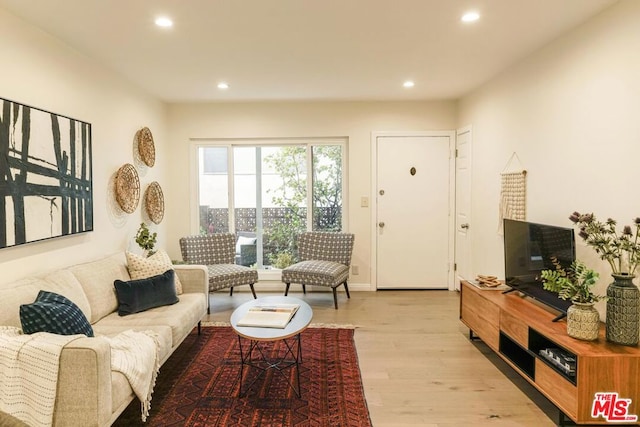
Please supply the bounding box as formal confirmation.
[332,287,339,309]
[250,284,257,299]
[302,284,306,294]
[285,283,290,296]
[344,282,350,299]
[198,321,202,335]
[229,287,234,296]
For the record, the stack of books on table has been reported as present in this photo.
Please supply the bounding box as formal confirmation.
[237,304,300,329]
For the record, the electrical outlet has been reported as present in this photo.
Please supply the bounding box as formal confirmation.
[352,265,359,275]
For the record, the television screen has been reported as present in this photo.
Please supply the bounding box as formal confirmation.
[503,219,575,320]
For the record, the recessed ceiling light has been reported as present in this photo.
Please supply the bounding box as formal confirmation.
[155,17,173,28]
[403,81,415,88]
[217,82,229,90]
[461,11,480,23]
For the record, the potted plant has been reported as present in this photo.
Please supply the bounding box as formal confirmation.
[569,212,640,345]
[135,222,157,257]
[541,257,604,341]
[271,251,294,270]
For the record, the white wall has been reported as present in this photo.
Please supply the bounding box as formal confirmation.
[457,0,640,308]
[0,9,167,284]
[8,0,634,294]
[165,101,456,285]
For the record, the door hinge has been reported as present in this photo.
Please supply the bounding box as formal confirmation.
[455,149,459,158]
[454,263,457,271]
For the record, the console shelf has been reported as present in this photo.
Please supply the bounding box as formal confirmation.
[460,280,640,425]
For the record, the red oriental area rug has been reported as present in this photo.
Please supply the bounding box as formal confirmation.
[113,326,372,427]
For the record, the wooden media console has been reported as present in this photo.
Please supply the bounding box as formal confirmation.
[460,280,640,425]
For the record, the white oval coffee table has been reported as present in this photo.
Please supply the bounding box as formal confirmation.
[230,296,313,397]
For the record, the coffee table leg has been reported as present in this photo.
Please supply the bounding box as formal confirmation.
[296,334,302,396]
[237,336,246,397]
[238,337,266,398]
[236,334,303,398]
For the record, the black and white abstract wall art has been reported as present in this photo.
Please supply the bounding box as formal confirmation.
[0,97,93,249]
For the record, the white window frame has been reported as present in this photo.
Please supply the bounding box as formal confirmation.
[190,137,349,281]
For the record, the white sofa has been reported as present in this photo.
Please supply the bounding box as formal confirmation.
[0,253,208,426]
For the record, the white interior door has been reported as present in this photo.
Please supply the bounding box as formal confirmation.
[454,126,473,290]
[376,135,452,289]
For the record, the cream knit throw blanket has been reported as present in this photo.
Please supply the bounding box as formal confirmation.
[0,326,82,427]
[105,330,161,422]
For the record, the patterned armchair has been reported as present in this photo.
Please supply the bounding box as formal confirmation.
[180,233,258,312]
[282,231,355,309]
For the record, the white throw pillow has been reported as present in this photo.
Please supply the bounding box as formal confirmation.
[236,236,257,254]
[126,250,183,294]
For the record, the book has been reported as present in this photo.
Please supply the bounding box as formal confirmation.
[236,303,300,329]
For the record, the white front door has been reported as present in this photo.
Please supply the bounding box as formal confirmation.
[454,126,473,290]
[375,134,454,289]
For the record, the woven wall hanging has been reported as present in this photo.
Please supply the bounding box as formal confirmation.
[136,127,156,167]
[498,152,527,234]
[144,181,165,224]
[114,163,140,214]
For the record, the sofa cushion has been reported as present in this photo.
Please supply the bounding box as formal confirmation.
[69,253,130,324]
[20,290,94,337]
[0,278,60,328]
[96,293,206,348]
[41,269,92,322]
[282,260,350,288]
[126,250,183,294]
[114,270,179,316]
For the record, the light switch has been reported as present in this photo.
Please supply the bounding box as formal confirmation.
[361,196,369,207]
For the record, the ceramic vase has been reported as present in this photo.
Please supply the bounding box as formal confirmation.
[566,302,600,341]
[606,273,640,346]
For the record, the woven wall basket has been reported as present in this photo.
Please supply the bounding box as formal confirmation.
[114,163,140,214]
[145,181,165,224]
[137,127,156,167]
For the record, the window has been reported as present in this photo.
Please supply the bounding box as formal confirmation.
[202,147,228,174]
[196,139,346,270]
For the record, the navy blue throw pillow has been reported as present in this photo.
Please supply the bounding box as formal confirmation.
[20,290,94,337]
[114,269,179,316]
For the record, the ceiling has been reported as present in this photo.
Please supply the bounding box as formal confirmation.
[0,0,618,103]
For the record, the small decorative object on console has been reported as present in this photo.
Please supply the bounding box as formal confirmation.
[539,347,576,376]
[541,257,603,341]
[476,275,501,287]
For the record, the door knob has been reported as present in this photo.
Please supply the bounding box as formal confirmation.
[378,222,385,228]
[460,223,469,229]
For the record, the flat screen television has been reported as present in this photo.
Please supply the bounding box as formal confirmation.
[503,218,576,321]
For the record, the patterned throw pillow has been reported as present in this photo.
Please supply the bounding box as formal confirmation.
[114,270,179,316]
[20,290,94,337]
[126,250,183,294]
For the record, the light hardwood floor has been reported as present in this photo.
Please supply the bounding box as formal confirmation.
[206,289,557,427]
